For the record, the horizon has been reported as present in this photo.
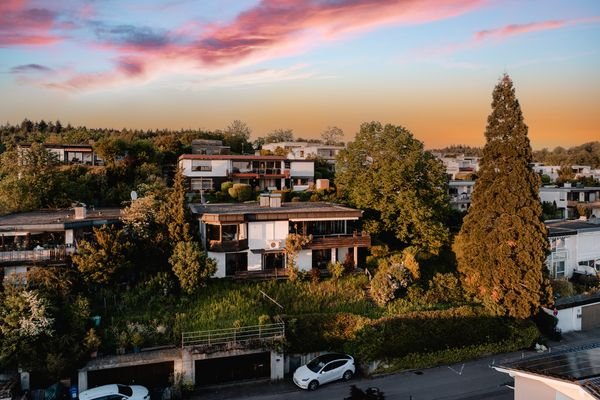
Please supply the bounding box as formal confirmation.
[1,0,599,149]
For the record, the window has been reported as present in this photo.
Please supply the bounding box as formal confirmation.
[263,252,284,270]
[323,361,346,372]
[192,161,212,171]
[226,253,248,276]
[221,225,238,241]
[190,178,213,191]
[554,261,565,278]
[312,249,331,269]
[206,224,220,241]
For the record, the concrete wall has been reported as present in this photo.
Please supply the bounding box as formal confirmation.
[248,221,287,249]
[296,249,312,271]
[290,161,314,177]
[514,375,556,400]
[179,159,229,178]
[207,252,227,278]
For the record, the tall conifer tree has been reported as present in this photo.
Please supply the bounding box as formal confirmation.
[454,75,550,318]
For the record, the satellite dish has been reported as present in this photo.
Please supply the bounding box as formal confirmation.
[130,191,138,201]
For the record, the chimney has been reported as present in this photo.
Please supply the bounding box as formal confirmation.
[269,193,282,208]
[74,204,87,219]
[259,194,270,207]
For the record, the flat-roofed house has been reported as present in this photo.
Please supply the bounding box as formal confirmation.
[190,198,370,278]
[0,206,121,281]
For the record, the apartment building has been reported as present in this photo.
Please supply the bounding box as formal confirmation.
[18,143,103,166]
[546,218,600,279]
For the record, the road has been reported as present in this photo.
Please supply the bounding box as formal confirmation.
[195,353,515,400]
[193,327,600,400]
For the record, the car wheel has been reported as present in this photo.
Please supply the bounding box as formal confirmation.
[343,370,353,381]
[308,380,319,391]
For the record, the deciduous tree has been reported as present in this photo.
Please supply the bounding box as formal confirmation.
[169,241,216,294]
[336,122,449,255]
[453,75,551,318]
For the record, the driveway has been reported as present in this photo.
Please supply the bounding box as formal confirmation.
[192,327,600,400]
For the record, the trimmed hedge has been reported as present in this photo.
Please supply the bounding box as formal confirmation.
[284,306,539,362]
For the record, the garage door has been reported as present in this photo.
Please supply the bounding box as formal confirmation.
[195,352,270,386]
[88,361,174,390]
[581,303,600,331]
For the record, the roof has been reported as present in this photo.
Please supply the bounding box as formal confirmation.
[555,291,600,310]
[179,154,286,161]
[190,201,363,223]
[540,186,600,192]
[0,208,122,231]
[497,344,600,397]
[546,219,600,237]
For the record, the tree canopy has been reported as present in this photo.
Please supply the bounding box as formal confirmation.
[336,122,450,255]
[453,75,551,319]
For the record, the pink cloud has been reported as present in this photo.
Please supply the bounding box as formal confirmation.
[47,0,485,91]
[0,0,63,47]
[415,16,600,60]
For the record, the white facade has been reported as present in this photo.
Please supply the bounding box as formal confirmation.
[261,142,344,164]
[432,153,480,180]
[448,180,475,210]
[546,220,600,279]
[540,186,600,219]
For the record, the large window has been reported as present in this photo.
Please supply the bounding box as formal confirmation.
[312,249,331,269]
[553,261,565,278]
[263,252,284,270]
[206,224,245,242]
[191,178,213,191]
[226,253,248,276]
[291,220,353,236]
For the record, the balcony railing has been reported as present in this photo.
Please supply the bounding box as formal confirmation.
[208,239,248,252]
[0,247,74,264]
[230,168,289,177]
[181,321,285,348]
[307,231,371,249]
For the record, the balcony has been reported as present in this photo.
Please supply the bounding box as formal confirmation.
[0,246,74,266]
[208,239,248,253]
[306,231,371,250]
[230,168,289,178]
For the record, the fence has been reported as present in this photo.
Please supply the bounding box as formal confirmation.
[181,321,285,348]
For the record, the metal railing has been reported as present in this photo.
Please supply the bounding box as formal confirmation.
[181,321,285,348]
[0,247,74,263]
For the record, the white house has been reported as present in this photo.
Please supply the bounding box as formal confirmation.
[546,219,600,279]
[494,344,600,400]
[18,143,103,166]
[190,198,370,278]
[260,142,344,168]
[541,186,600,220]
[178,154,315,192]
[432,153,479,180]
[448,180,475,211]
[543,293,600,334]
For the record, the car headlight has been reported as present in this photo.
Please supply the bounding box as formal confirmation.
[301,378,309,382]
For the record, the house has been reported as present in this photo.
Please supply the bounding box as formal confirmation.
[191,139,230,155]
[0,206,121,281]
[178,154,315,192]
[432,152,480,180]
[260,141,344,169]
[190,197,371,278]
[493,344,600,400]
[18,143,103,166]
[540,185,600,220]
[448,180,475,211]
[546,219,600,279]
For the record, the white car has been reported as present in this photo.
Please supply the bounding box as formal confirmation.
[79,384,149,400]
[293,353,355,390]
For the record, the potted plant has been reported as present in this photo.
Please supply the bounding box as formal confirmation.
[131,331,144,353]
[84,328,101,358]
[116,331,129,355]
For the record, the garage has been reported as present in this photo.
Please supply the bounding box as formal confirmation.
[581,303,600,331]
[195,352,270,386]
[88,361,174,389]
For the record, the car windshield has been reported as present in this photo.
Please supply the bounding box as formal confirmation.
[306,357,327,373]
[116,385,132,397]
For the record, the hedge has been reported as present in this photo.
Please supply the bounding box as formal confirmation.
[284,306,540,362]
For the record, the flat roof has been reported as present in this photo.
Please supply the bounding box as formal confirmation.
[540,186,600,191]
[190,201,362,222]
[555,292,600,310]
[0,208,122,231]
[499,344,600,382]
[546,219,600,237]
[179,154,286,161]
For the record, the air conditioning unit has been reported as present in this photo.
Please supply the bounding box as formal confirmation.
[266,239,281,250]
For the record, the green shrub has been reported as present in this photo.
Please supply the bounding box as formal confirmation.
[220,181,234,193]
[369,259,413,306]
[426,273,464,304]
[327,261,345,280]
[551,279,575,298]
[228,184,253,201]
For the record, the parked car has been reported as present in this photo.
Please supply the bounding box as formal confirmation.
[293,353,355,390]
[79,385,149,400]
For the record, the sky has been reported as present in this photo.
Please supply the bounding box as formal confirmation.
[0,0,599,149]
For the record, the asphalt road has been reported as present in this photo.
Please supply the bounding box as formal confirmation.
[193,327,600,400]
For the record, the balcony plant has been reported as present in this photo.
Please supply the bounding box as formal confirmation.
[84,328,101,358]
[131,331,144,353]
